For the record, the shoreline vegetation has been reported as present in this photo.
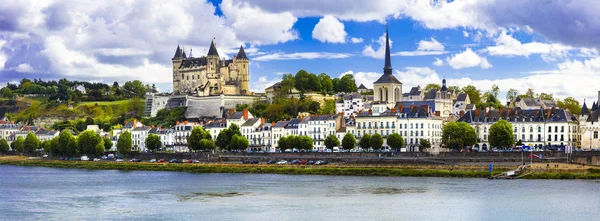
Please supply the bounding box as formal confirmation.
[1,157,599,179]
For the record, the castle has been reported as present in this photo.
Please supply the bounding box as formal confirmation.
[171,40,250,96]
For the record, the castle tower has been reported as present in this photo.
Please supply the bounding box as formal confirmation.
[207,40,219,73]
[236,45,249,95]
[172,45,183,94]
[441,78,447,91]
[373,24,402,108]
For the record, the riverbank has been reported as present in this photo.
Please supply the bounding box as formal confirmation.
[1,156,599,179]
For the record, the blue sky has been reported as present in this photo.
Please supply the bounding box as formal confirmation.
[1,0,600,103]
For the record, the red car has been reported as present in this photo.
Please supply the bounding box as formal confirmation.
[528,154,540,159]
[299,160,307,165]
[157,159,166,163]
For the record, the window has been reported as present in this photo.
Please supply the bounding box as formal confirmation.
[548,135,552,141]
[514,127,517,133]
[548,127,551,132]
[538,126,541,133]
[554,135,557,141]
[420,131,423,136]
[594,131,598,139]
[484,127,487,133]
[530,134,533,141]
[522,127,525,133]
[411,124,413,129]
[530,127,533,133]
[560,135,564,141]
[538,134,541,141]
[522,134,525,140]
[421,123,424,129]
[555,126,558,133]
[561,126,564,132]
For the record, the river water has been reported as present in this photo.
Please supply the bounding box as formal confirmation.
[0,165,599,221]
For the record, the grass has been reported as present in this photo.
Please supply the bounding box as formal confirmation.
[76,100,130,107]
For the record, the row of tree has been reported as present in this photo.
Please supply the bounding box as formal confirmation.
[441,120,515,150]
[278,135,314,151]
[279,70,358,95]
[0,130,113,157]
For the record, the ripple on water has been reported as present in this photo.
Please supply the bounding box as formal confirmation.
[176,192,249,202]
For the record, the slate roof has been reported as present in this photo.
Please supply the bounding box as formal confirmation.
[456,93,468,102]
[180,57,207,68]
[204,121,226,128]
[207,40,219,56]
[241,118,260,127]
[172,45,182,59]
[424,89,452,100]
[343,93,362,100]
[228,111,244,119]
[408,86,422,96]
[309,115,334,121]
[358,84,367,90]
[273,121,289,128]
[356,105,431,119]
[458,107,577,123]
[285,118,302,129]
[236,45,248,60]
[374,73,401,84]
[581,102,590,116]
[465,104,475,110]
[521,98,542,107]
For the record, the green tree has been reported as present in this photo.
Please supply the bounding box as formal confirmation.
[294,70,311,92]
[318,99,336,115]
[188,127,211,152]
[145,134,161,152]
[490,84,500,98]
[278,136,290,151]
[95,142,105,156]
[78,130,103,155]
[370,133,383,150]
[24,132,40,154]
[506,89,519,106]
[442,122,477,150]
[13,136,25,153]
[117,130,132,155]
[216,129,231,150]
[0,138,9,153]
[520,88,535,99]
[359,134,371,150]
[50,136,60,156]
[42,140,52,153]
[199,139,216,151]
[103,137,113,151]
[386,133,404,151]
[341,133,356,150]
[324,134,340,150]
[462,85,482,106]
[538,93,554,101]
[297,136,314,151]
[489,119,514,149]
[308,73,321,92]
[337,74,357,93]
[423,83,441,94]
[58,130,75,156]
[67,138,78,156]
[123,80,147,98]
[0,87,13,98]
[318,73,333,93]
[229,134,249,151]
[557,97,581,115]
[419,139,431,152]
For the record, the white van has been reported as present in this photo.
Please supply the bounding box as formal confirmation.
[80,156,89,161]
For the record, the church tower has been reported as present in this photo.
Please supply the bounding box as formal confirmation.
[236,45,249,95]
[207,40,220,73]
[172,45,183,94]
[373,24,402,108]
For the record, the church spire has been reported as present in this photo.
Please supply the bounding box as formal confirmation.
[172,45,182,60]
[236,45,248,60]
[383,23,392,75]
[208,40,219,57]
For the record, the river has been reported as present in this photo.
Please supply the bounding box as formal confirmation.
[0,165,599,220]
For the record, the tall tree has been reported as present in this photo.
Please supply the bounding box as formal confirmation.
[278,136,289,151]
[58,130,75,156]
[557,97,581,115]
[103,137,113,151]
[324,134,340,150]
[489,119,514,149]
[337,74,357,93]
[145,134,162,152]
[342,133,356,150]
[188,127,212,152]
[359,134,371,150]
[199,139,216,151]
[506,89,519,106]
[386,133,404,151]
[294,70,311,92]
[318,73,333,93]
[462,85,482,105]
[50,137,60,156]
[423,83,441,94]
[297,136,314,151]
[419,139,431,152]
[370,133,384,150]
[520,88,535,98]
[0,138,9,153]
[441,122,477,150]
[23,132,40,154]
[117,130,132,155]
[123,80,147,98]
[229,134,249,151]
[490,84,500,98]
[13,136,25,153]
[78,130,103,155]
[538,93,554,101]
[308,73,321,92]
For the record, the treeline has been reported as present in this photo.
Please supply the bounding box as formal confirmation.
[277,70,357,95]
[0,130,112,157]
[0,78,157,103]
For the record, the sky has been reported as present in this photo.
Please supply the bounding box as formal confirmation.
[1,0,600,104]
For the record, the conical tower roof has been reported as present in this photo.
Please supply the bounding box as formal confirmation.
[581,100,590,115]
[172,45,182,60]
[236,45,248,60]
[374,24,400,84]
[208,40,219,57]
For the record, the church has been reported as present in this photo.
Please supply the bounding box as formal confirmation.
[171,40,250,96]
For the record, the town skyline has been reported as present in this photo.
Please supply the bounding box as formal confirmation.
[1,0,600,103]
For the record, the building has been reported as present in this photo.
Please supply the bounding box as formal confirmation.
[373,26,402,109]
[399,79,469,118]
[453,93,473,115]
[458,107,578,151]
[357,84,372,94]
[579,92,600,150]
[171,41,250,96]
[515,97,558,110]
[131,126,152,152]
[0,122,19,142]
[70,84,86,94]
[35,129,59,142]
[335,93,364,117]
[226,109,253,128]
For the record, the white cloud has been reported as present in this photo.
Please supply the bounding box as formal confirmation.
[339,70,381,89]
[463,30,469,37]
[0,40,6,70]
[312,15,347,43]
[393,37,447,56]
[251,76,281,93]
[14,63,35,73]
[485,32,571,61]
[350,37,363,43]
[253,52,352,61]
[362,32,390,59]
[396,67,442,89]
[93,48,154,56]
[446,48,492,69]
[433,57,444,66]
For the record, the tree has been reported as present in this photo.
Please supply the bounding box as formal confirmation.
[294,70,311,92]
[188,127,211,152]
[0,138,9,153]
[359,134,371,150]
[215,124,240,151]
[0,87,13,98]
[447,86,461,93]
[308,73,321,92]
[199,139,216,151]
[337,74,357,93]
[489,119,514,149]
[318,99,336,115]
[95,142,105,156]
[24,132,40,154]
[441,122,477,150]
[103,137,113,151]
[117,130,132,155]
[297,136,313,151]
[490,84,500,98]
[370,134,384,150]
[123,80,147,98]
[13,136,24,153]
[520,88,535,98]
[145,134,161,152]
[278,136,290,151]
[419,139,431,152]
[506,89,519,106]
[78,130,103,156]
[538,93,554,101]
[229,134,249,151]
[85,117,95,125]
[386,133,404,151]
[516,139,524,146]
[462,85,482,106]
[58,130,75,156]
[423,83,441,94]
[324,134,340,150]
[342,133,356,150]
[50,137,60,156]
[318,73,333,94]
[557,97,581,115]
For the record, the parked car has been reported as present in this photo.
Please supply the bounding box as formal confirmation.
[307,160,316,165]
[242,159,251,164]
[169,159,180,163]
[315,160,328,165]
[81,156,89,161]
[107,154,115,160]
[299,160,307,165]
[157,159,166,163]
[189,159,200,163]
[528,154,540,159]
[290,160,301,165]
[149,159,157,163]
[250,160,259,164]
[42,154,48,158]
[267,160,277,164]
[93,158,101,162]
[276,160,288,165]
[101,155,108,160]
[115,159,123,162]
[130,159,141,162]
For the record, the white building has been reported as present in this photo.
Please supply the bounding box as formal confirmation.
[226,109,253,128]
[35,129,59,142]
[335,94,364,117]
[131,126,152,152]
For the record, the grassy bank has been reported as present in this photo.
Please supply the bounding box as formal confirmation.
[0,158,507,178]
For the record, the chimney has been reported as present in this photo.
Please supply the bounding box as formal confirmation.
[435,111,440,116]
[546,109,551,119]
[391,108,396,113]
[261,118,265,124]
[484,107,489,114]
[368,109,372,114]
[151,125,155,129]
[243,108,249,120]
[133,119,138,128]
[176,120,180,125]
[459,111,465,117]
[499,108,503,116]
[184,120,188,124]
[228,109,235,116]
[301,116,305,121]
[272,122,276,126]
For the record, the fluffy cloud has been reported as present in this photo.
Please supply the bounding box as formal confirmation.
[362,32,390,59]
[394,37,447,56]
[446,48,492,69]
[350,37,363,43]
[433,58,444,66]
[485,32,571,61]
[339,70,381,89]
[312,15,347,43]
[253,52,352,61]
[251,76,281,93]
[14,63,35,73]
